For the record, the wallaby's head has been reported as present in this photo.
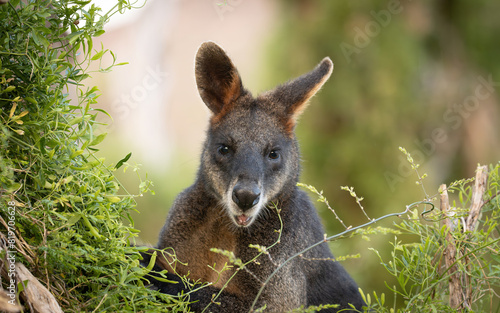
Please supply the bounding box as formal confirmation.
[195,42,332,228]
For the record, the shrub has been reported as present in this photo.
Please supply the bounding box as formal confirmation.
[0,1,184,311]
[362,161,500,312]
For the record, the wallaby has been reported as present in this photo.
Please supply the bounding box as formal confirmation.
[142,42,365,312]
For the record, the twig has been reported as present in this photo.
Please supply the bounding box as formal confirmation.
[399,147,430,199]
[298,183,349,229]
[91,293,108,313]
[341,186,371,221]
[482,190,500,208]
[0,216,34,265]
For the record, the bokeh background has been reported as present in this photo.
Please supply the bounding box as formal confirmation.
[88,0,500,305]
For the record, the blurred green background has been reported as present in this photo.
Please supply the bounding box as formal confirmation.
[92,0,500,307]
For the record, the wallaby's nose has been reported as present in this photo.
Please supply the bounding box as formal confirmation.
[232,184,261,211]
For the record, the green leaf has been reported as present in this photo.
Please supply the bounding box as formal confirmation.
[17,280,28,294]
[4,182,22,193]
[68,116,84,125]
[25,97,37,104]
[71,73,90,82]
[90,49,106,61]
[2,85,15,93]
[81,215,102,239]
[106,196,121,203]
[61,176,73,184]
[93,29,105,37]
[115,152,132,169]
[67,213,82,226]
[89,132,107,146]
[67,30,84,45]
[32,29,50,49]
[70,149,84,158]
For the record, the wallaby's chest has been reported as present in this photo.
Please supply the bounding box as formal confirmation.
[171,211,242,292]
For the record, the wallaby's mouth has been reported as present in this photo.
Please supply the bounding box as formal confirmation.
[235,214,252,227]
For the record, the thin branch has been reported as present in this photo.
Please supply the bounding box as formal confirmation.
[298,183,349,229]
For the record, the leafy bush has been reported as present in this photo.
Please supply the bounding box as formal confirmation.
[360,161,500,312]
[0,1,185,311]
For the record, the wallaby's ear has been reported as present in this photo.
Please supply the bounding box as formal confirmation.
[195,42,243,115]
[265,57,333,131]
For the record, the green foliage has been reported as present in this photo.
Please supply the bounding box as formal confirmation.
[296,152,499,312]
[364,162,500,312]
[0,1,185,311]
[291,160,499,313]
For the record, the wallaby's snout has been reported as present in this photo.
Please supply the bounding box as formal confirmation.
[232,182,261,226]
[231,149,263,215]
[228,179,263,227]
[229,155,265,226]
[232,182,261,211]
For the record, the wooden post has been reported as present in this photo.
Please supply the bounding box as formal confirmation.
[440,165,489,310]
[463,165,488,309]
[466,165,488,232]
[440,183,464,309]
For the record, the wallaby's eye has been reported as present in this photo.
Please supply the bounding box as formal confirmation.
[218,145,231,156]
[268,150,280,160]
